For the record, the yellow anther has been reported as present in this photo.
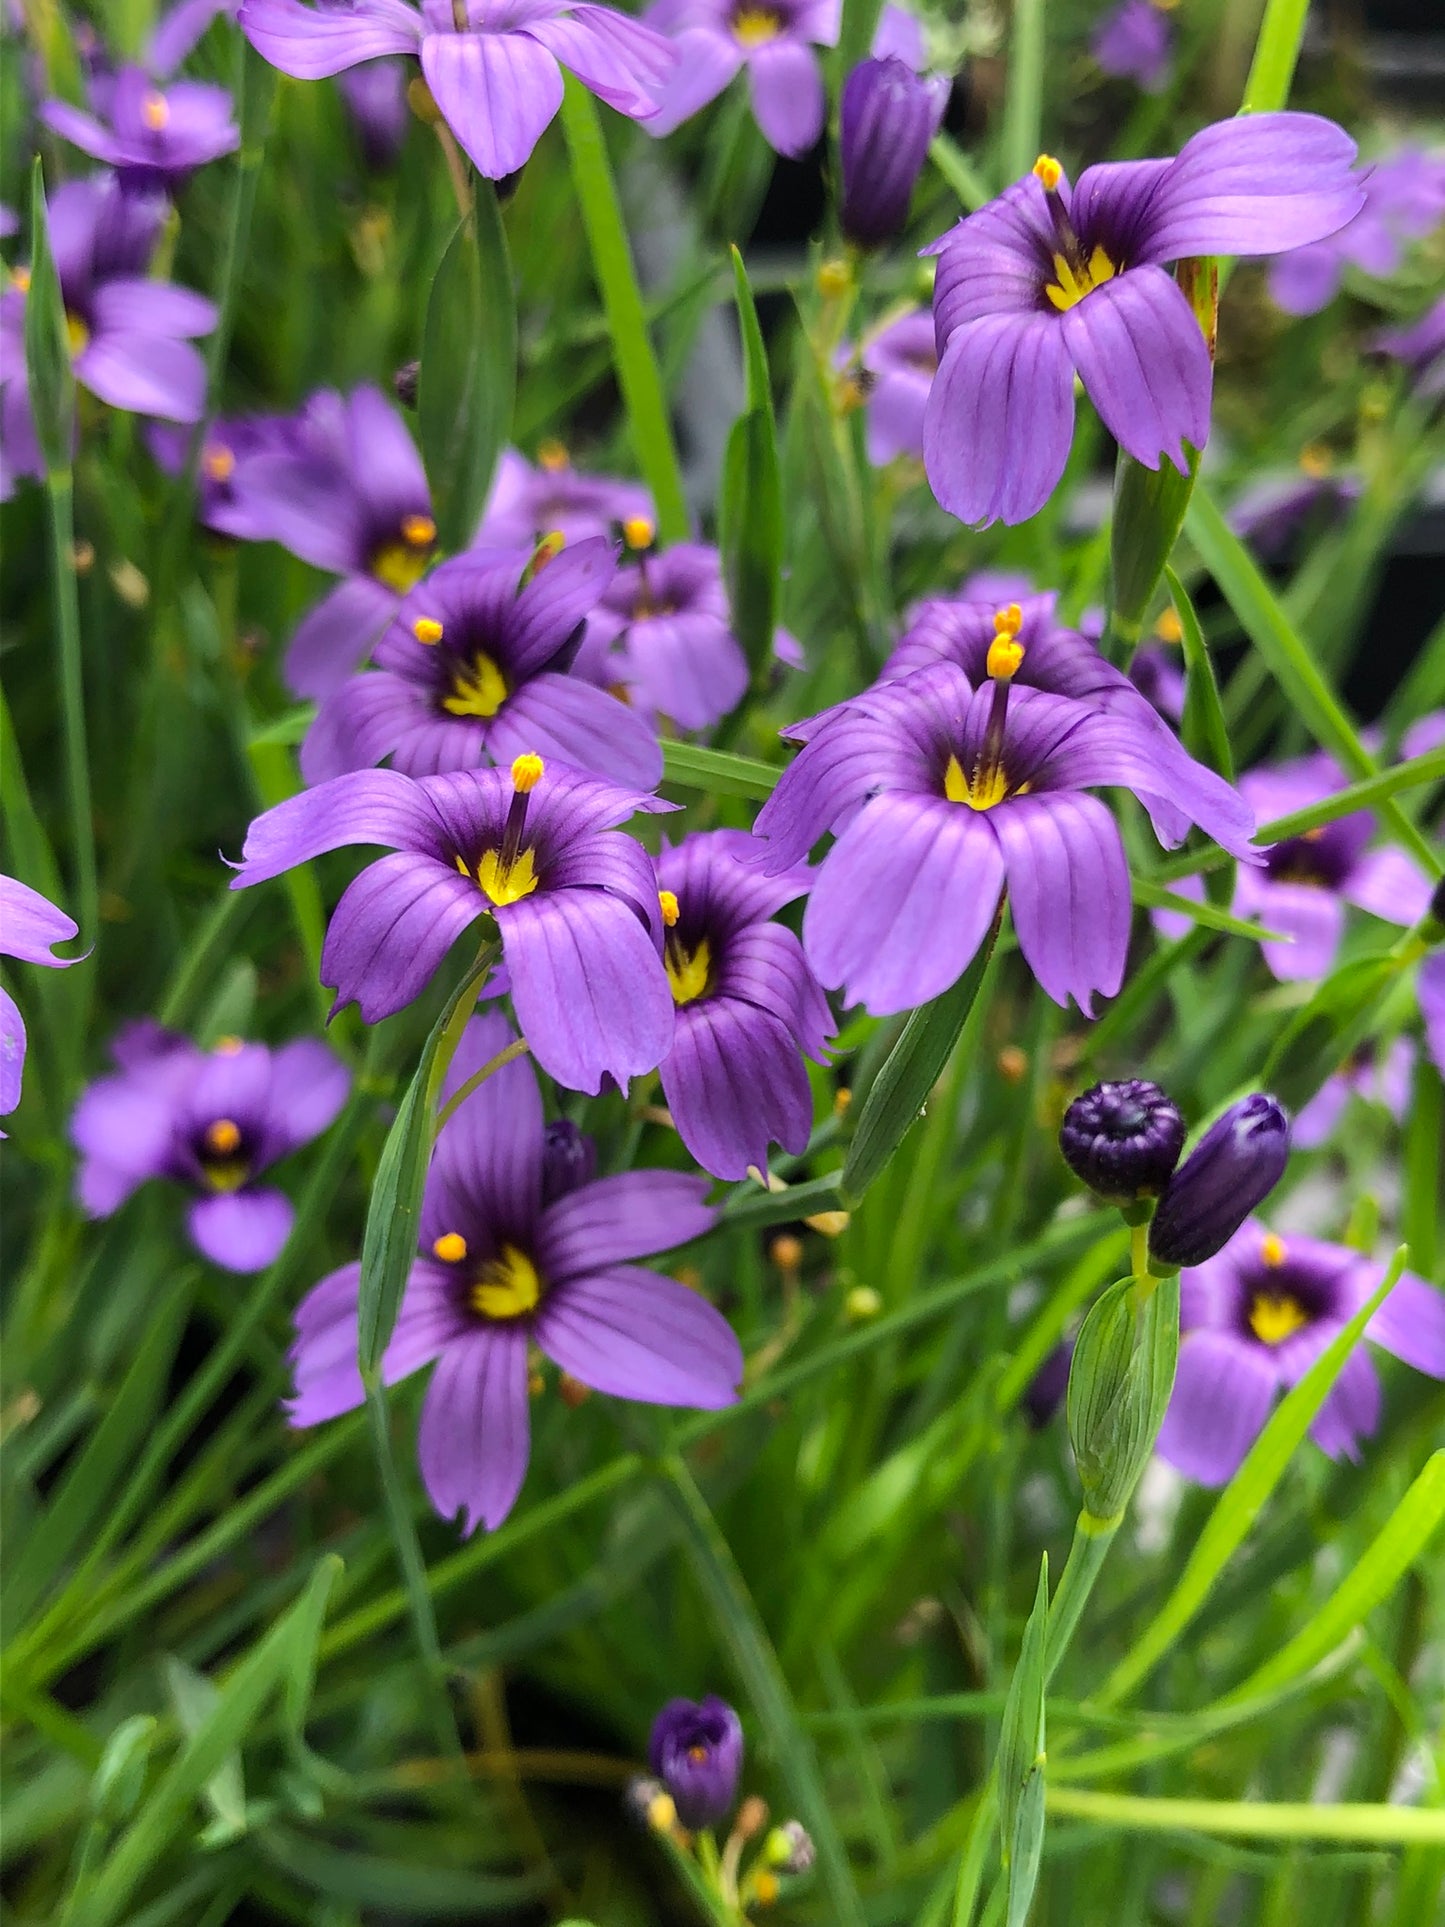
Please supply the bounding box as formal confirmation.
[476,845,539,905]
[1298,442,1332,479]
[770,1233,804,1273]
[733,6,781,46]
[1249,1291,1308,1346]
[141,89,170,131]
[11,266,30,294]
[666,936,712,1006]
[413,615,444,644]
[433,1231,468,1263]
[470,1244,542,1319]
[987,635,1026,680]
[511,752,544,793]
[622,515,655,551]
[686,1743,708,1764]
[945,753,1008,811]
[203,443,235,483]
[658,889,680,927]
[1153,606,1183,644]
[993,602,1023,636]
[1261,1232,1288,1269]
[752,1870,780,1907]
[646,1790,678,1833]
[205,1117,242,1156]
[1033,154,1063,190]
[401,512,436,548]
[537,437,568,471]
[442,651,508,718]
[1044,244,1117,313]
[833,1086,853,1116]
[214,1035,244,1055]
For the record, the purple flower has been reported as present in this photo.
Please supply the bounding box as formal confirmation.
[1091,0,1172,94]
[1058,1077,1185,1203]
[148,0,240,73]
[1293,1036,1415,1150]
[1022,1338,1073,1428]
[581,539,751,732]
[923,115,1364,526]
[858,306,934,464]
[71,1025,349,1271]
[1158,1220,1445,1485]
[1420,952,1445,1078]
[478,445,654,550]
[42,66,239,192]
[839,56,948,248]
[338,57,411,167]
[300,539,663,789]
[1228,455,1359,560]
[287,1011,740,1533]
[231,754,677,1093]
[654,831,833,1179]
[1147,1094,1290,1271]
[649,1696,744,1828]
[0,875,80,1132]
[753,650,1255,1017]
[1128,642,1185,720]
[149,406,313,536]
[1269,147,1445,316]
[643,0,839,157]
[238,0,676,180]
[0,177,216,493]
[1372,295,1445,402]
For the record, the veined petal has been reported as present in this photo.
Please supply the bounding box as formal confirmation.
[485,674,663,791]
[420,29,564,180]
[508,536,618,676]
[417,1324,531,1533]
[638,26,741,138]
[423,1014,545,1249]
[660,1000,814,1179]
[287,1258,466,1426]
[924,313,1076,528]
[0,987,25,1121]
[0,875,79,964]
[991,792,1130,1015]
[929,177,1056,337]
[536,1170,715,1278]
[76,334,209,423]
[231,767,450,884]
[520,6,676,118]
[322,851,484,1022]
[238,0,421,76]
[187,1187,294,1273]
[711,922,834,1060]
[300,670,422,784]
[1157,1328,1278,1486]
[752,699,933,873]
[286,576,400,701]
[747,39,825,158]
[534,1264,742,1407]
[1062,265,1211,473]
[1365,1268,1445,1379]
[623,612,748,733]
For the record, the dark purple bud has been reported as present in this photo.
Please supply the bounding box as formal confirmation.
[839,58,949,250]
[1059,1079,1186,1203]
[648,1696,744,1830]
[541,1119,596,1206]
[1022,1339,1074,1429]
[1148,1095,1291,1270]
[393,359,420,409]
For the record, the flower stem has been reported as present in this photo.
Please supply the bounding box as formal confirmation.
[45,467,97,973]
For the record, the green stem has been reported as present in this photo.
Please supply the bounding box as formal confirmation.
[434,1038,530,1131]
[559,79,689,544]
[1239,0,1311,114]
[1044,1514,1121,1685]
[46,469,97,965]
[1001,0,1047,187]
[1045,1789,1445,1846]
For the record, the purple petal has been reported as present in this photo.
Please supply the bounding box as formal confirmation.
[1268,243,1345,317]
[150,0,239,74]
[286,575,401,701]
[238,0,421,76]
[232,767,450,884]
[865,366,930,465]
[1,875,79,964]
[747,39,824,157]
[420,28,563,180]
[70,1067,187,1213]
[91,280,218,340]
[1235,874,1344,982]
[507,537,618,674]
[712,921,834,1060]
[520,6,676,119]
[416,1324,531,1533]
[485,674,663,790]
[498,887,674,1093]
[991,792,1130,1015]
[928,177,1055,331]
[660,1000,813,1179]
[187,1186,294,1273]
[537,1169,714,1277]
[1157,1328,1278,1486]
[1340,846,1433,927]
[259,1040,351,1160]
[288,1257,465,1425]
[76,333,209,423]
[924,314,1076,528]
[39,101,121,165]
[423,1013,545,1249]
[0,986,25,1120]
[804,794,1005,1015]
[1365,1268,1445,1379]
[623,612,748,732]
[639,26,741,137]
[753,692,936,872]
[322,851,484,1023]
[1306,1344,1381,1462]
[534,1264,742,1406]
[1063,265,1211,472]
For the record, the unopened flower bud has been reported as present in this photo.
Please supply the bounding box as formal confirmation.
[648,1696,743,1830]
[541,1118,596,1205]
[393,359,420,408]
[1059,1079,1186,1204]
[1148,1094,1290,1270]
[734,1794,769,1841]
[845,1284,882,1323]
[839,58,949,249]
[764,1819,816,1874]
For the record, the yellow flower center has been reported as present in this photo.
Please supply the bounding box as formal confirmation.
[471,844,539,907]
[733,6,781,45]
[413,616,444,645]
[66,311,90,357]
[203,442,235,483]
[205,1117,242,1156]
[666,935,712,1006]
[1298,442,1332,479]
[141,89,170,131]
[1249,1292,1308,1346]
[944,754,1009,811]
[371,514,436,593]
[201,1117,248,1192]
[470,1243,543,1320]
[1044,245,1118,313]
[442,651,509,719]
[537,438,569,472]
[623,516,655,550]
[1261,1232,1288,1268]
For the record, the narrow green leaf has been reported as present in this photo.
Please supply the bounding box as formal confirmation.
[257,1827,545,1912]
[1098,1248,1411,1705]
[1108,448,1198,655]
[1261,952,1402,1112]
[1001,0,1047,185]
[90,1717,156,1826]
[1167,565,1234,783]
[661,739,780,801]
[843,933,1001,1202]
[1045,1788,1445,1846]
[1006,1772,1046,1927]
[418,183,516,553]
[837,0,885,74]
[998,1557,1049,1852]
[163,1660,246,1841]
[1402,1052,1442,1277]
[718,247,784,685]
[1226,1451,1445,1703]
[1130,876,1285,944]
[930,133,993,213]
[23,159,74,476]
[720,1173,844,1230]
[1239,0,1311,114]
[559,79,688,544]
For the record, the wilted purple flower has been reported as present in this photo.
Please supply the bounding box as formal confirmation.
[71,1025,349,1270]
[1092,0,1172,94]
[42,66,239,192]
[338,58,410,168]
[0,178,216,493]
[288,1012,740,1533]
[923,115,1364,526]
[654,831,833,1179]
[231,755,677,1093]
[753,653,1255,1016]
[1059,1078,1185,1203]
[1372,295,1445,402]
[1228,455,1359,560]
[649,1696,744,1828]
[0,876,80,1133]
[479,445,654,549]
[1148,1094,1290,1271]
[239,0,676,179]
[1158,1220,1445,1485]
[581,539,750,732]
[858,306,934,464]
[643,0,838,156]
[1270,147,1445,316]
[301,539,663,789]
[1293,1037,1414,1150]
[839,56,948,248]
